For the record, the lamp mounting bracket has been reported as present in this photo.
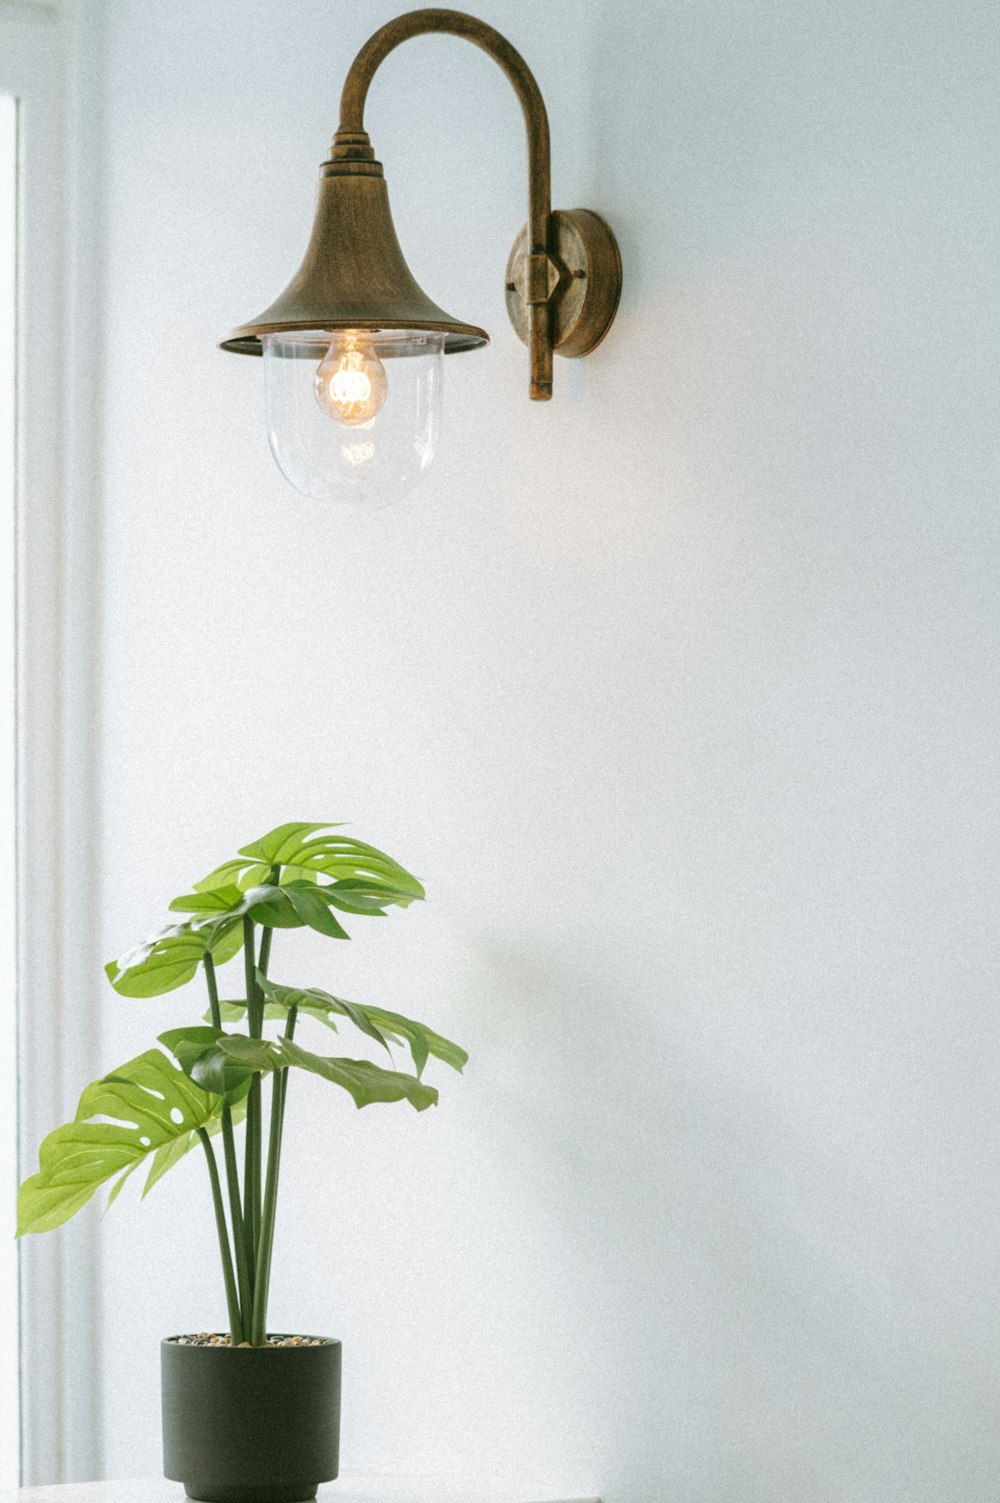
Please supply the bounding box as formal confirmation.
[336,7,622,400]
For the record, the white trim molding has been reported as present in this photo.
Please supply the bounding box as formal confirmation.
[4,0,103,1485]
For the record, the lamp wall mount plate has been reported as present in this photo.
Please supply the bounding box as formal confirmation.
[505,209,622,359]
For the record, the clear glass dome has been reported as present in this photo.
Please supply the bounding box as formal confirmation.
[262,329,444,508]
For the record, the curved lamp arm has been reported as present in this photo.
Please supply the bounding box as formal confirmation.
[338,8,555,398]
[221,8,620,405]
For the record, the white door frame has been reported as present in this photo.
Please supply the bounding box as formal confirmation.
[2,0,103,1484]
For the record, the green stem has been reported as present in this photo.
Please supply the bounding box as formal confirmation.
[257,864,279,981]
[244,1082,260,1290]
[244,914,265,1034]
[198,1127,243,1343]
[258,923,273,979]
[204,955,253,1332]
[242,916,263,1289]
[204,953,222,1032]
[247,864,281,1345]
[223,1107,253,1332]
[250,1004,298,1346]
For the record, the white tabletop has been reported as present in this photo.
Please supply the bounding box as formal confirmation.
[4,1474,600,1503]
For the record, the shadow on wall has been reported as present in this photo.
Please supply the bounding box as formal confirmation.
[463,915,1000,1503]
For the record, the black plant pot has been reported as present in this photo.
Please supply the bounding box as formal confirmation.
[161,1336,342,1503]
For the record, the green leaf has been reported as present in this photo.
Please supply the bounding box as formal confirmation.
[258,978,467,1078]
[236,822,346,865]
[216,1035,278,1069]
[322,879,407,916]
[192,823,425,909]
[208,922,245,964]
[282,882,351,939]
[165,882,350,940]
[206,998,340,1035]
[158,1024,225,1059]
[240,884,304,928]
[259,977,391,1056]
[143,1091,248,1199]
[17,1049,229,1235]
[189,858,261,894]
[190,1052,252,1097]
[168,883,283,928]
[213,1034,438,1112]
[139,1135,192,1199]
[105,918,243,998]
[363,1005,469,1076]
[280,1039,439,1111]
[157,1026,252,1099]
[167,884,246,916]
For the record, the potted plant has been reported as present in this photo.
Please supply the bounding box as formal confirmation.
[17,821,467,1503]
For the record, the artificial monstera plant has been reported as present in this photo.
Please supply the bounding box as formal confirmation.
[17,821,466,1346]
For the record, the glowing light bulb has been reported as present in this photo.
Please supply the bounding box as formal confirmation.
[314,335,388,425]
[263,329,444,505]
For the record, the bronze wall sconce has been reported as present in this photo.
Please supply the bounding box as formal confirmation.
[222,7,622,506]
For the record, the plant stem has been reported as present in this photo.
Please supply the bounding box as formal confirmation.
[256,864,278,980]
[204,955,254,1331]
[243,1088,259,1290]
[223,1110,253,1333]
[242,916,263,1291]
[250,1004,298,1346]
[203,952,223,1031]
[258,923,273,979]
[244,866,281,1344]
[198,1127,243,1343]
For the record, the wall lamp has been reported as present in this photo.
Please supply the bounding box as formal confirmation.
[221,7,622,507]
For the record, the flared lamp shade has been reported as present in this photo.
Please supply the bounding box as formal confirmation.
[222,151,488,506]
[221,166,488,354]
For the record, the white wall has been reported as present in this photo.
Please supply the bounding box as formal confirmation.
[88,1,1000,1498]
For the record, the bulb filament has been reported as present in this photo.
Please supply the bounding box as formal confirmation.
[315,335,388,425]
